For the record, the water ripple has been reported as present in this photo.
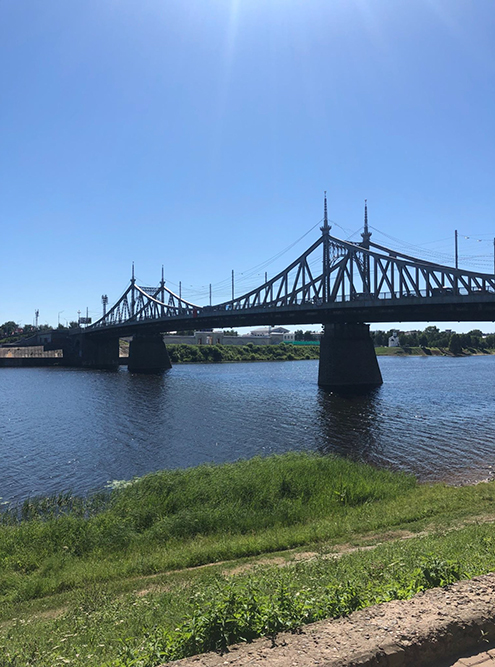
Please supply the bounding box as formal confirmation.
[2,357,495,503]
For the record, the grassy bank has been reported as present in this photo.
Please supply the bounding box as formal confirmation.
[374,345,438,356]
[167,342,319,363]
[3,453,495,666]
[163,343,493,363]
[374,346,495,356]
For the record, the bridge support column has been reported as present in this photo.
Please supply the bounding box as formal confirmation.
[128,333,171,373]
[68,336,120,370]
[318,323,383,392]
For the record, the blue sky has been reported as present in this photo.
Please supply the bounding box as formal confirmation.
[1,0,495,333]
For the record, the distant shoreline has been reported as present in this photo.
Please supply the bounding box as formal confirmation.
[374,345,495,357]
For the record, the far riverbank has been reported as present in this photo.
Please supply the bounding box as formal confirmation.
[121,341,494,364]
[374,345,495,357]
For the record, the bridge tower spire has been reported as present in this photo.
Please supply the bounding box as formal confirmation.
[360,200,372,295]
[131,262,136,317]
[321,191,331,302]
[361,199,371,249]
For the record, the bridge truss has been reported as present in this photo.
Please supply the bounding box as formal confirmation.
[90,203,495,331]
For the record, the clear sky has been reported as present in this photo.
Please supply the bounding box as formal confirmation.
[1,0,495,333]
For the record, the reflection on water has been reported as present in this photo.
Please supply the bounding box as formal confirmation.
[1,356,495,503]
[317,356,495,484]
[316,389,382,462]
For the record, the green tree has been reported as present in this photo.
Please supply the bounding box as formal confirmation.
[449,333,462,355]
[372,330,387,347]
[484,334,495,349]
[0,321,18,337]
[423,326,440,346]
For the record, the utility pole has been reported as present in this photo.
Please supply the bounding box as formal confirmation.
[265,271,268,283]
[179,281,182,300]
[34,309,39,328]
[209,283,212,306]
[455,230,458,269]
[160,267,165,317]
[130,262,135,317]
[232,270,235,301]
[160,266,165,301]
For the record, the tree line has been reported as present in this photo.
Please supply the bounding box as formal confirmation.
[0,320,79,344]
[294,330,320,341]
[372,326,495,353]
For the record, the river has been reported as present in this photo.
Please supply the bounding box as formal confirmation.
[1,356,495,504]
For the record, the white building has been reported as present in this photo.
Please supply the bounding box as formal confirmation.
[243,327,295,343]
[163,327,295,346]
[388,331,400,347]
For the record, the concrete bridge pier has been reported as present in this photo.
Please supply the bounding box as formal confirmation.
[318,323,383,392]
[128,333,172,373]
[70,335,120,370]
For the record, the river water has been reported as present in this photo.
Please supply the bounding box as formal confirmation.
[1,356,495,504]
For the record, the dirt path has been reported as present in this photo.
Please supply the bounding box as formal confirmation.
[168,572,495,667]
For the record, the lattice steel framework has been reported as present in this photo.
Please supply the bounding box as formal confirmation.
[92,270,200,328]
[210,237,495,312]
[90,202,495,330]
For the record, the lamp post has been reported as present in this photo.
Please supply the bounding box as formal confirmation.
[102,294,108,318]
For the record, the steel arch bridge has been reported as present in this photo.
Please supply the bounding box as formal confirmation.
[87,201,495,338]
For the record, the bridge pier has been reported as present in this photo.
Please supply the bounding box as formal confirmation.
[128,333,172,373]
[68,335,120,370]
[318,323,383,392]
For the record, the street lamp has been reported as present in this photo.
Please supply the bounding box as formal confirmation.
[102,294,108,317]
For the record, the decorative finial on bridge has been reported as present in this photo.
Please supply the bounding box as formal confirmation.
[161,264,165,285]
[321,191,331,234]
[131,261,135,284]
[361,199,371,248]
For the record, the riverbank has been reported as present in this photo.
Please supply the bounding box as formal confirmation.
[4,452,495,666]
[166,343,495,362]
[146,343,495,365]
[2,343,491,369]
[166,342,319,363]
[375,345,495,356]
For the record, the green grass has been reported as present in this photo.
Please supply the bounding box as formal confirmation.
[4,522,495,666]
[374,345,433,356]
[3,452,495,666]
[0,454,417,605]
